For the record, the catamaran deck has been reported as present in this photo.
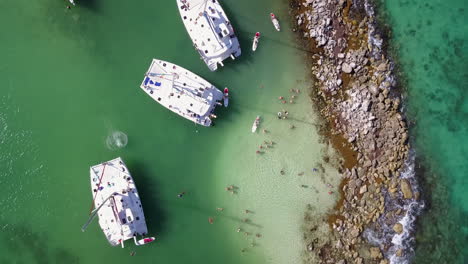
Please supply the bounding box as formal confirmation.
[90,157,149,246]
[140,59,223,126]
[177,0,241,71]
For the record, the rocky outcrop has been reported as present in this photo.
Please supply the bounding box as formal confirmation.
[291,0,411,263]
[400,179,413,199]
[393,223,403,234]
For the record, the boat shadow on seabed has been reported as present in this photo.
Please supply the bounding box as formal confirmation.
[129,161,168,239]
[74,0,100,11]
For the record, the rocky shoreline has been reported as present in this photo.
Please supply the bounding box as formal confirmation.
[289,0,419,263]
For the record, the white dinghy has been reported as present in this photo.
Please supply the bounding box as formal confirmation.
[141,59,224,127]
[177,0,241,71]
[270,13,280,31]
[82,157,155,248]
[252,32,260,51]
[251,116,260,133]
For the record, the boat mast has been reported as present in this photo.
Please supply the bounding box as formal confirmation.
[88,163,107,214]
[81,192,116,232]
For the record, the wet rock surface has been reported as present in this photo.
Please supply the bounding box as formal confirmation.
[290,0,413,263]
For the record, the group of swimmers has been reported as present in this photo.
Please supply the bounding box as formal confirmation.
[256,140,275,154]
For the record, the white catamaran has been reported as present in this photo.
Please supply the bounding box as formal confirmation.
[82,157,155,248]
[140,59,224,127]
[177,0,241,71]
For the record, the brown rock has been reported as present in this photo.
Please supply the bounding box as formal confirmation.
[400,179,413,199]
[342,63,353,73]
[380,260,389,264]
[370,247,382,259]
[414,191,420,200]
[393,223,403,234]
[350,228,360,238]
[359,185,368,194]
[396,248,404,257]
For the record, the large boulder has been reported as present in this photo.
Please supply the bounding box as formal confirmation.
[400,179,413,199]
[342,63,353,73]
[393,223,403,234]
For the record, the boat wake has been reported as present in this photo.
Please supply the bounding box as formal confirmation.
[105,131,128,150]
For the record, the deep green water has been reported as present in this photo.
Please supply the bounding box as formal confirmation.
[0,0,343,263]
[378,0,468,262]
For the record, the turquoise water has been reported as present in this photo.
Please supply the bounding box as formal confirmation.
[0,0,342,263]
[377,0,468,262]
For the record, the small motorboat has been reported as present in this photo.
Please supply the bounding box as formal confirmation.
[69,0,76,5]
[251,116,260,133]
[223,87,229,107]
[252,32,260,51]
[270,13,280,31]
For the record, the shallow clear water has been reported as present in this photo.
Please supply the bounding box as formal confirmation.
[0,0,341,263]
[377,0,468,262]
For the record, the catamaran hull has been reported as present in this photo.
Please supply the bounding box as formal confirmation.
[88,158,153,247]
[141,59,223,127]
[177,0,241,71]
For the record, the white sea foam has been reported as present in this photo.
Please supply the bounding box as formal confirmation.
[361,1,424,262]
